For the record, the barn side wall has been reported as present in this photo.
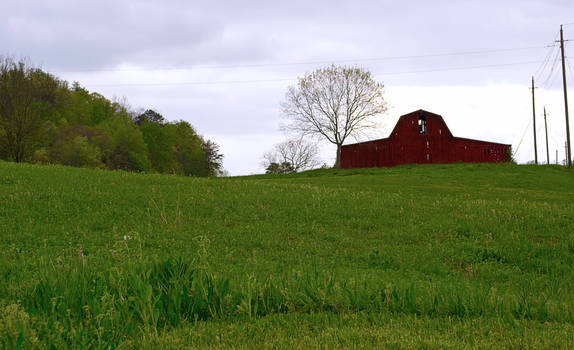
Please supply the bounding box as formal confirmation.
[341,111,510,168]
[450,138,510,163]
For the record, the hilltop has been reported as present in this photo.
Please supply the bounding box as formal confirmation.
[1,161,573,348]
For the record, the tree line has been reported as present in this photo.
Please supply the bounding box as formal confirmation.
[0,57,224,176]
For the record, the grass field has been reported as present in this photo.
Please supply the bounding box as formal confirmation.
[1,161,573,349]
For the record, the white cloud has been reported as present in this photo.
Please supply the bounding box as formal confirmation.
[1,0,573,173]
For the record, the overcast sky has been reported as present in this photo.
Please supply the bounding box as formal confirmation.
[2,0,573,174]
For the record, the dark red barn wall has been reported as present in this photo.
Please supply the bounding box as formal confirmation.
[341,110,510,168]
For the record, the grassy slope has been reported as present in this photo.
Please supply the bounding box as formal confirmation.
[1,161,573,349]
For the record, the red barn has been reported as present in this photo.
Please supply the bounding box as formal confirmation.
[341,110,510,168]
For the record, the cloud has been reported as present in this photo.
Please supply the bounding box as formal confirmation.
[1,0,572,174]
[0,0,276,70]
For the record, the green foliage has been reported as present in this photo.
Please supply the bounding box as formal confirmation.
[134,109,166,125]
[29,148,51,164]
[506,145,516,164]
[139,120,177,173]
[173,121,208,176]
[266,161,295,174]
[202,139,224,176]
[0,57,64,162]
[0,303,39,349]
[99,116,151,172]
[49,125,106,168]
[138,118,217,176]
[0,59,224,177]
[51,135,103,168]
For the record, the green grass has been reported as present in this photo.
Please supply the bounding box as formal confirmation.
[1,161,573,349]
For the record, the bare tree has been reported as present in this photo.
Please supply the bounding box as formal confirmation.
[262,138,321,173]
[281,65,388,168]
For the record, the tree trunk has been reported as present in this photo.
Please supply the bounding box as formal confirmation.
[335,143,342,169]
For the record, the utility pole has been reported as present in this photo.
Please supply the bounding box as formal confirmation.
[544,107,550,165]
[559,24,571,167]
[531,76,538,164]
[556,149,558,164]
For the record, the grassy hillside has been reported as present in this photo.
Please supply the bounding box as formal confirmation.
[1,161,573,349]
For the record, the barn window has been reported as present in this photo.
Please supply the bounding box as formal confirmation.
[418,116,427,134]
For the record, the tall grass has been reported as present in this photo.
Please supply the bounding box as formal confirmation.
[1,161,574,348]
[3,246,573,348]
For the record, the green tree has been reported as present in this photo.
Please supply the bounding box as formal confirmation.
[134,109,166,125]
[173,121,207,176]
[265,161,295,174]
[100,116,151,172]
[49,125,107,168]
[0,58,224,177]
[138,111,178,173]
[58,83,120,127]
[202,139,224,176]
[50,136,103,168]
[0,57,63,162]
[60,83,92,126]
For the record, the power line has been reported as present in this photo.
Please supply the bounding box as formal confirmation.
[549,130,563,148]
[539,47,562,88]
[514,118,532,156]
[379,60,545,76]
[85,60,546,87]
[49,45,550,74]
[87,78,296,87]
[551,62,564,87]
[533,32,560,81]
[542,113,562,149]
[566,57,574,82]
[533,45,558,82]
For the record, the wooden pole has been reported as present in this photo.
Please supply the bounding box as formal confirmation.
[544,107,550,164]
[559,25,571,166]
[531,76,538,164]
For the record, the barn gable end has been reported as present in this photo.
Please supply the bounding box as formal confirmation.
[340,110,510,168]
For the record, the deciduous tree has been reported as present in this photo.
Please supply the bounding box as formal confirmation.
[262,138,321,172]
[134,109,166,125]
[202,139,224,176]
[0,57,63,162]
[265,161,295,174]
[281,65,388,168]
